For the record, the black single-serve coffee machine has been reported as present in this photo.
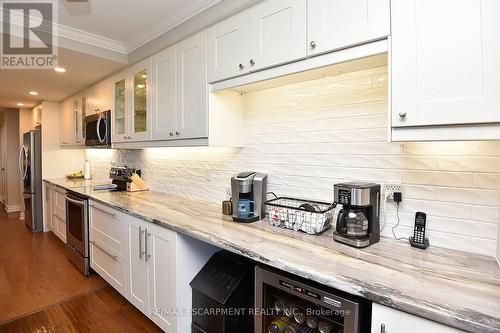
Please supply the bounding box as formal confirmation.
[333,182,380,248]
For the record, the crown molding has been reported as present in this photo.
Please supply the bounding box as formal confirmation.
[3,9,127,54]
[57,23,126,54]
[123,0,221,53]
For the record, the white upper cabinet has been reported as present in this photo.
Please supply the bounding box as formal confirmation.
[248,0,307,71]
[176,31,208,139]
[391,0,500,129]
[129,58,153,142]
[152,46,176,141]
[207,10,250,82]
[112,71,128,143]
[112,58,153,143]
[307,0,390,56]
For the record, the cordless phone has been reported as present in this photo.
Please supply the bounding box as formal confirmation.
[409,212,429,249]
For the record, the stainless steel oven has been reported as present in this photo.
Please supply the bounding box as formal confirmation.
[255,266,371,333]
[85,110,111,147]
[65,190,90,275]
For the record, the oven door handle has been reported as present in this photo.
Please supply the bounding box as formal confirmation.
[65,194,84,206]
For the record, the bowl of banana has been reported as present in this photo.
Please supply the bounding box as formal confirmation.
[65,170,84,179]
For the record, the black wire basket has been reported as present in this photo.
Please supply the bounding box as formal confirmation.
[264,196,336,235]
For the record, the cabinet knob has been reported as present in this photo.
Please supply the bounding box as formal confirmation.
[399,112,407,118]
[175,131,180,136]
[239,63,244,70]
[310,41,317,49]
[169,132,174,137]
[381,324,386,333]
[249,59,255,66]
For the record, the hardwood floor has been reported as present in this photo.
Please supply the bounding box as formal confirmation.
[0,209,161,332]
[0,286,161,333]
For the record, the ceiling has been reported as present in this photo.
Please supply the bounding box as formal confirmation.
[0,0,222,109]
[0,47,125,109]
[59,0,221,53]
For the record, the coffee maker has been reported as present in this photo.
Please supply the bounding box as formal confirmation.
[333,182,380,248]
[231,172,267,223]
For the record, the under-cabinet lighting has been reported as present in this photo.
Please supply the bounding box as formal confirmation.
[29,91,38,95]
[54,67,66,73]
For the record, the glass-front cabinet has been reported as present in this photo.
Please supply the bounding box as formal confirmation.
[131,66,150,140]
[112,58,152,143]
[114,78,126,141]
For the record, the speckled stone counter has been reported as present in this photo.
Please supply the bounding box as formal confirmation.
[45,179,500,333]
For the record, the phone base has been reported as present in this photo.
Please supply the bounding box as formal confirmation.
[409,236,429,249]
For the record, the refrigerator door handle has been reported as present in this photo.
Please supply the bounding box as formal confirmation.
[23,147,28,180]
[18,146,25,180]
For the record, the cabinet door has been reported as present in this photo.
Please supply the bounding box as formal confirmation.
[53,187,66,222]
[129,58,153,142]
[207,10,250,83]
[127,217,149,314]
[44,182,53,231]
[100,77,114,112]
[152,46,176,141]
[249,0,306,71]
[149,225,177,332]
[89,202,127,296]
[59,98,75,145]
[392,0,500,128]
[176,32,208,139]
[372,303,464,333]
[112,73,128,143]
[308,0,390,56]
[76,94,86,144]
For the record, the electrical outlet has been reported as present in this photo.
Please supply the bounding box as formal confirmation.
[383,183,402,201]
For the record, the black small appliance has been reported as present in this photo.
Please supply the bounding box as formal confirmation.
[190,251,255,333]
[333,182,380,248]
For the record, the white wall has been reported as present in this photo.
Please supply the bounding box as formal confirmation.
[0,109,21,212]
[86,66,500,257]
[38,101,85,230]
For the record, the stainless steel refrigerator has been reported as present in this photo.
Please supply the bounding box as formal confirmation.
[19,125,43,232]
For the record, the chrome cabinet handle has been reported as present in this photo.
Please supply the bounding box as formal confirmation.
[175,131,180,136]
[139,226,143,259]
[89,204,117,218]
[169,132,174,137]
[90,240,118,260]
[144,228,151,262]
[249,59,255,66]
[310,40,316,48]
[399,112,407,118]
[239,63,244,70]
[381,324,386,333]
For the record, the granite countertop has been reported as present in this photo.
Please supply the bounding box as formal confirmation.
[45,178,500,333]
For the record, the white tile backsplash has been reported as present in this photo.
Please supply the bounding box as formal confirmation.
[86,66,500,257]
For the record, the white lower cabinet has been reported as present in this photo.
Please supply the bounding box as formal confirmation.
[127,216,151,314]
[89,200,128,296]
[52,186,66,243]
[372,303,465,333]
[89,201,218,332]
[149,224,177,332]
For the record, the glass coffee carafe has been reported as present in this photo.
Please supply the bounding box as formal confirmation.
[336,207,369,239]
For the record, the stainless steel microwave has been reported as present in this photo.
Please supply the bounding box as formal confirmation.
[85,110,111,147]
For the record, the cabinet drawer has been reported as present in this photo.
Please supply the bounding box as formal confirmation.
[90,241,125,296]
[54,215,66,243]
[89,201,123,253]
